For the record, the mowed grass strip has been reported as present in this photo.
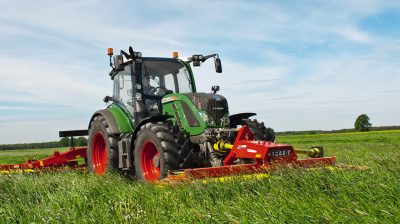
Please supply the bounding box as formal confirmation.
[0,131,399,223]
[0,147,70,164]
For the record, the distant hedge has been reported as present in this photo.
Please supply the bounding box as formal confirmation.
[0,137,87,150]
[276,126,400,136]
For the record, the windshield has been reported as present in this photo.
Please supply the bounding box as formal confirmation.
[142,58,194,93]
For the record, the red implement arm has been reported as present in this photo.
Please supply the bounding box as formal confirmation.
[171,126,336,180]
[0,147,87,171]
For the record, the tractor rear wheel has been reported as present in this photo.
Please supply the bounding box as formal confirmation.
[134,123,179,181]
[87,115,119,175]
[241,119,275,142]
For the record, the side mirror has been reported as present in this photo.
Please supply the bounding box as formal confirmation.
[214,58,222,73]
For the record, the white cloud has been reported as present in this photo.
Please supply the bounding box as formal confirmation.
[335,27,372,43]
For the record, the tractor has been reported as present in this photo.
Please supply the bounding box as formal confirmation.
[87,46,276,181]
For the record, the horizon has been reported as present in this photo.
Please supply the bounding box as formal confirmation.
[2,125,399,145]
[1,1,400,144]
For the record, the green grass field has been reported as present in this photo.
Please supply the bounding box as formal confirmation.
[0,130,399,223]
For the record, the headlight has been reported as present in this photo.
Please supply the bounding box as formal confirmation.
[221,113,230,127]
[199,111,208,122]
[135,93,142,101]
[199,111,216,126]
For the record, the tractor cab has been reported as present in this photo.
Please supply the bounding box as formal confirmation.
[107,47,222,126]
[110,58,196,116]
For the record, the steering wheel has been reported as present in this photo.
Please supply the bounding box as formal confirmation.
[148,87,170,97]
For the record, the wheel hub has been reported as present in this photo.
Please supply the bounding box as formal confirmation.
[153,155,160,168]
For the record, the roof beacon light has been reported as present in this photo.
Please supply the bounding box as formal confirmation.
[107,48,114,56]
[173,51,179,59]
[107,48,113,67]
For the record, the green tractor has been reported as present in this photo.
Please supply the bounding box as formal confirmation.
[87,46,275,181]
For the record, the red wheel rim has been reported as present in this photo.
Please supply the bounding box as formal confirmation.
[92,132,108,175]
[141,141,160,181]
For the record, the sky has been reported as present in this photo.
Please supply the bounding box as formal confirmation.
[0,1,399,144]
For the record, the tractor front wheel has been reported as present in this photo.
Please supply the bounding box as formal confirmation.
[134,123,179,181]
[87,115,119,175]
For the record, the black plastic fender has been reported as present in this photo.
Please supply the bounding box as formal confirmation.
[229,112,256,127]
[132,115,173,141]
[88,109,120,135]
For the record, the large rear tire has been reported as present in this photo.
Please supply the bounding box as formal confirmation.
[87,115,119,175]
[240,119,275,142]
[134,123,179,181]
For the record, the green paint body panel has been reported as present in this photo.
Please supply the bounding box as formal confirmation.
[162,93,208,136]
[107,104,135,133]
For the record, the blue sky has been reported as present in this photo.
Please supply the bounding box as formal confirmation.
[0,1,399,144]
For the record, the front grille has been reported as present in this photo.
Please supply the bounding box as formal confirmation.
[208,97,228,125]
[184,93,229,126]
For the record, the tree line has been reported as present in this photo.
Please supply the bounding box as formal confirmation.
[0,137,87,150]
[277,125,400,136]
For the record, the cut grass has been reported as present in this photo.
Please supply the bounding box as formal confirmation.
[0,131,399,223]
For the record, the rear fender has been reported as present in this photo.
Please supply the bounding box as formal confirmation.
[88,109,120,134]
[89,104,135,136]
[229,112,256,127]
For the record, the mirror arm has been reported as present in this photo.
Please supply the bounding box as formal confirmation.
[201,54,217,62]
[120,50,131,59]
[187,54,218,63]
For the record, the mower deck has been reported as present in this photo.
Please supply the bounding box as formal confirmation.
[165,156,336,181]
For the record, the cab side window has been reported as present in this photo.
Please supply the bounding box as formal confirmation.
[112,66,135,115]
[113,76,120,100]
[164,73,176,93]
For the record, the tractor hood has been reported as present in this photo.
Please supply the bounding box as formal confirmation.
[183,93,229,126]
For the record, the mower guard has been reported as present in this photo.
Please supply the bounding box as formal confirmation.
[167,126,336,180]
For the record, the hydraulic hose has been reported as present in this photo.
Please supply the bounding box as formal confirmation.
[207,142,222,167]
